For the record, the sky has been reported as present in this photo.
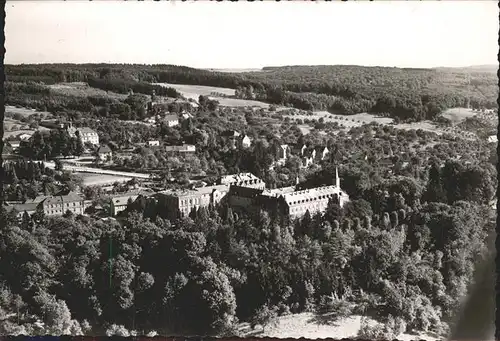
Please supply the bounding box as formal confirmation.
[5,0,499,69]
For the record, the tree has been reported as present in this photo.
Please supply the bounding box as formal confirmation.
[250,304,278,333]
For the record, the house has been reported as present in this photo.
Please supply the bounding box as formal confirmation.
[148,140,160,147]
[276,144,290,161]
[314,146,330,162]
[67,125,99,145]
[487,135,497,144]
[144,117,156,124]
[38,192,92,217]
[96,145,113,163]
[165,144,196,155]
[219,173,266,190]
[292,144,308,156]
[154,184,230,219]
[163,114,179,127]
[240,135,252,149]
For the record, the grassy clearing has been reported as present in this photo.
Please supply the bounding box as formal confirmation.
[80,174,132,186]
[5,105,52,118]
[154,82,270,108]
[440,107,477,125]
[48,82,128,100]
[287,110,482,137]
[238,312,439,341]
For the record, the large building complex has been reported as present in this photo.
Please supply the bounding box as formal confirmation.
[228,168,348,219]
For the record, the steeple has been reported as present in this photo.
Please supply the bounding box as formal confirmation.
[336,167,340,189]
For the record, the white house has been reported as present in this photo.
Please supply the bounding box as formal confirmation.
[148,140,160,147]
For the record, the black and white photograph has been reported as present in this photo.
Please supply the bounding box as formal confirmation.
[1,1,498,340]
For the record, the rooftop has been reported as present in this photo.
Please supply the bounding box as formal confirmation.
[220,172,262,184]
[164,114,179,121]
[162,184,229,198]
[281,185,348,205]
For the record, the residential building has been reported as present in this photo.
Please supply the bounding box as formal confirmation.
[165,144,196,155]
[96,145,113,163]
[219,173,265,189]
[163,114,179,127]
[276,144,290,161]
[487,135,497,144]
[148,140,160,147]
[38,192,92,216]
[68,125,99,145]
[155,184,230,219]
[315,146,330,162]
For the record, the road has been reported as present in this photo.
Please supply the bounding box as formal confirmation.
[43,161,152,179]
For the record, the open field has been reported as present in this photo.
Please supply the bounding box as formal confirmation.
[238,313,439,341]
[48,82,128,100]
[154,82,271,108]
[80,173,132,186]
[288,110,481,137]
[5,105,52,118]
[440,107,477,125]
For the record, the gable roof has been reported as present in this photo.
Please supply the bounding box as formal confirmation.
[98,145,112,154]
[164,114,179,122]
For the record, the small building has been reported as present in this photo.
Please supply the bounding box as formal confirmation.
[148,140,160,147]
[17,133,33,141]
[314,146,330,162]
[165,144,196,155]
[163,114,179,127]
[96,145,113,163]
[222,130,241,138]
[3,202,39,220]
[487,135,497,144]
[240,135,252,149]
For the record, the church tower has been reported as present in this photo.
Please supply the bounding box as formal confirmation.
[335,167,340,189]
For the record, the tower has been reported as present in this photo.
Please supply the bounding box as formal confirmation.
[335,167,340,189]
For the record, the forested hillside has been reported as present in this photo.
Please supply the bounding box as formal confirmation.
[6,64,498,121]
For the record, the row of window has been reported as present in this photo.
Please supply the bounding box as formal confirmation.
[289,194,338,205]
[290,204,326,214]
[49,202,79,209]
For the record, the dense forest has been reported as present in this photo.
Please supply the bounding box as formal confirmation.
[5,63,498,121]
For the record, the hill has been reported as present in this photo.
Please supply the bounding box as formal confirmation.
[5,63,498,122]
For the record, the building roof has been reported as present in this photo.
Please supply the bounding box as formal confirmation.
[262,186,297,197]
[164,114,179,122]
[41,192,84,206]
[163,184,230,198]
[78,127,97,135]
[222,130,241,137]
[97,145,112,154]
[4,202,39,214]
[219,173,262,184]
[280,185,348,206]
[228,185,264,198]
[165,144,196,152]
